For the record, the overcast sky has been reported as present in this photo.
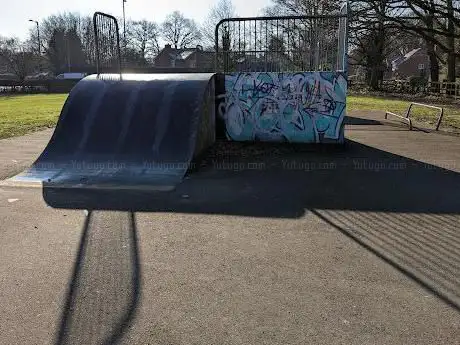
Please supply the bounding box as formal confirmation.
[0,0,271,40]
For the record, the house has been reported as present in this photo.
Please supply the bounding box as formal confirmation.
[154,44,215,70]
[391,48,430,79]
[346,47,431,81]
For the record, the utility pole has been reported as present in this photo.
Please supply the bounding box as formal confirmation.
[28,19,40,55]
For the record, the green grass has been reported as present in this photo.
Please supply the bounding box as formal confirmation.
[0,94,68,139]
[1,93,459,140]
[348,95,460,130]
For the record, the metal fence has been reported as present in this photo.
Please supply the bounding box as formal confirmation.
[214,8,348,73]
[0,79,80,93]
[93,12,122,75]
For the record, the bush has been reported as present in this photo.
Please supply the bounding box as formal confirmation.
[409,76,428,92]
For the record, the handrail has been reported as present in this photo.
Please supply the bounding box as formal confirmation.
[384,102,444,131]
[93,12,122,78]
[385,111,413,130]
[405,102,444,131]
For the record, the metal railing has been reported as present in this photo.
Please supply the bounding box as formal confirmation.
[385,102,444,131]
[385,111,413,130]
[93,12,122,76]
[214,10,348,73]
[406,102,444,131]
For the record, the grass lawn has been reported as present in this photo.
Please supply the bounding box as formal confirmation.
[348,95,460,130]
[0,94,68,139]
[0,93,459,140]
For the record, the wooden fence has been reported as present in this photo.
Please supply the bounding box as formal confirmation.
[350,80,460,99]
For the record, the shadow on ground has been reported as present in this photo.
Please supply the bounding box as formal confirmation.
[54,211,141,345]
[46,139,460,343]
[313,209,460,311]
[343,116,384,125]
[43,140,460,216]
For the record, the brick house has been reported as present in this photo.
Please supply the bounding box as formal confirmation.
[391,48,430,79]
[154,44,214,70]
[347,47,431,81]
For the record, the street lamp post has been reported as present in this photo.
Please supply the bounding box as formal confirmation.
[122,0,127,67]
[123,0,127,42]
[29,19,40,55]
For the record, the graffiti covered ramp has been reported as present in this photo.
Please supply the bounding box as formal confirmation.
[219,72,347,143]
[3,74,215,191]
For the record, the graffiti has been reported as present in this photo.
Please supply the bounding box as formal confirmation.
[242,80,279,97]
[217,72,347,143]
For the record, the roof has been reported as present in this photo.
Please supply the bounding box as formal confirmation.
[154,45,215,69]
[404,48,422,60]
[392,48,422,71]
[168,48,196,60]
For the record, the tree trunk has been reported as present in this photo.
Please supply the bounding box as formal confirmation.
[369,64,380,90]
[447,0,456,83]
[447,53,456,82]
[426,41,439,84]
[428,53,439,83]
[425,7,439,84]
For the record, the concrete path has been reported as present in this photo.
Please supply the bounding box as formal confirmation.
[0,112,459,345]
[0,128,53,180]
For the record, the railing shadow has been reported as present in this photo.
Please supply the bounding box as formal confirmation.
[54,211,140,345]
[313,209,460,311]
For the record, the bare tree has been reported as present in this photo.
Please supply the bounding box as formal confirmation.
[262,0,345,71]
[81,16,96,66]
[0,37,37,81]
[264,0,342,16]
[27,12,96,68]
[202,0,237,48]
[29,12,86,52]
[370,0,460,81]
[161,11,202,49]
[127,20,160,63]
[47,27,86,74]
[348,1,398,88]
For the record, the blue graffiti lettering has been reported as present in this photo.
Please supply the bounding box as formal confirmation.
[219,72,347,143]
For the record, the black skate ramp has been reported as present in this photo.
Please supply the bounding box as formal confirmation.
[3,73,216,191]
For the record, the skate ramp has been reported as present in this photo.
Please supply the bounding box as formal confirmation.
[3,73,216,191]
[216,72,347,143]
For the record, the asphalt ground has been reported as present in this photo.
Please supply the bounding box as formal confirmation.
[0,111,459,345]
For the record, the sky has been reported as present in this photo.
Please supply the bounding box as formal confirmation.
[0,0,272,40]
